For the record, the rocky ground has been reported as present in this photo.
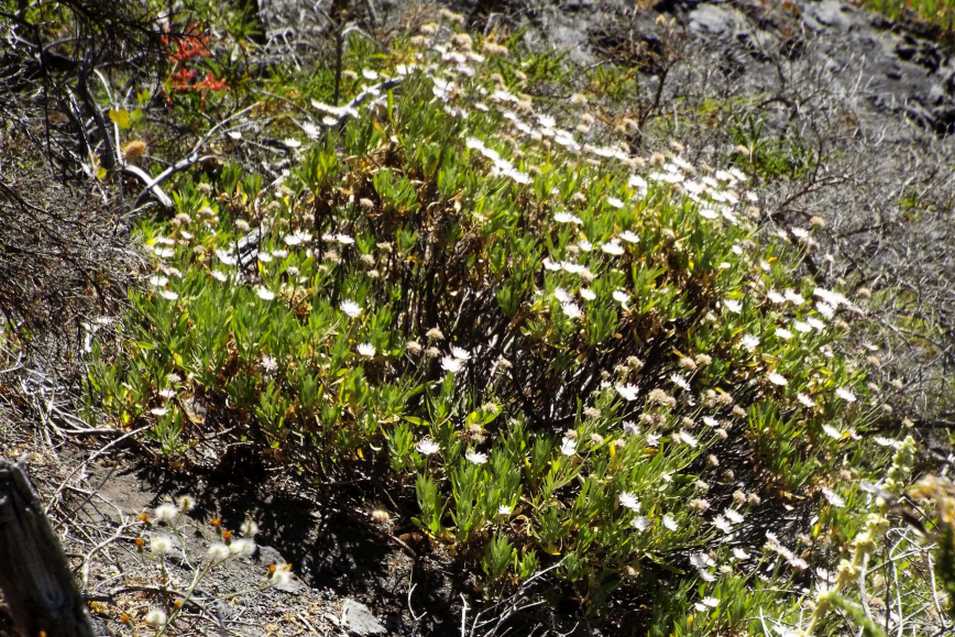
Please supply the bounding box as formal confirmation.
[2,0,954,635]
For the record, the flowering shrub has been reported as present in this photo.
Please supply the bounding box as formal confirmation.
[87,12,918,632]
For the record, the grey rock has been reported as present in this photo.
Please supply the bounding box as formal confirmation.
[341,598,386,635]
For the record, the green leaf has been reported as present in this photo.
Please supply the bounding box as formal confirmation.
[108,108,131,129]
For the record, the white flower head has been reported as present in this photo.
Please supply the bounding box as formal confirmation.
[554,211,583,225]
[357,343,376,358]
[601,241,624,256]
[149,534,174,556]
[560,301,582,320]
[340,300,362,318]
[145,608,167,628]
[560,437,577,456]
[797,392,816,408]
[207,542,231,562]
[270,564,293,587]
[154,503,178,525]
[767,372,788,387]
[741,334,759,351]
[821,488,845,508]
[441,355,464,374]
[229,538,257,557]
[256,287,276,302]
[416,438,440,456]
[240,519,259,537]
[465,449,488,465]
[723,299,742,314]
[618,492,641,511]
[615,383,639,402]
[835,387,857,403]
[662,514,678,531]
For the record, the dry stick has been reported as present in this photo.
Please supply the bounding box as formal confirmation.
[128,102,263,209]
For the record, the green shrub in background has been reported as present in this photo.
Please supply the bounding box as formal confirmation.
[86,12,922,634]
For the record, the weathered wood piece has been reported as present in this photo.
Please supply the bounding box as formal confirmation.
[0,459,94,637]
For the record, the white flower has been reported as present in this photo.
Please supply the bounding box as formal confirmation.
[723,299,742,314]
[211,270,229,283]
[724,508,744,524]
[813,287,848,308]
[835,387,857,403]
[465,449,488,465]
[497,504,513,516]
[816,301,835,319]
[631,516,649,532]
[150,406,168,417]
[712,515,732,534]
[615,383,639,402]
[606,196,624,209]
[215,249,237,266]
[618,492,641,511]
[767,290,785,304]
[775,327,793,340]
[260,355,278,374]
[229,538,256,557]
[207,542,231,562]
[148,275,169,287]
[554,211,583,225]
[671,373,691,392]
[441,355,464,374]
[149,534,174,556]
[270,564,293,587]
[240,519,259,537]
[416,438,440,456]
[821,488,845,508]
[560,437,577,456]
[159,289,179,301]
[154,503,178,525]
[767,372,788,387]
[340,300,362,318]
[784,289,805,305]
[256,287,276,301]
[732,547,749,560]
[821,424,843,439]
[797,392,816,408]
[600,241,624,256]
[554,287,572,304]
[662,514,678,531]
[741,334,759,351]
[677,430,698,447]
[618,230,640,244]
[145,608,167,628]
[694,597,720,612]
[579,287,596,301]
[560,301,582,320]
[612,289,630,305]
[357,343,376,357]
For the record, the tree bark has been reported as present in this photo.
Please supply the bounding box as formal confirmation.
[0,459,94,637]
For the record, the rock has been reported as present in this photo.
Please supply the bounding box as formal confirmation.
[340,598,386,635]
[688,4,742,38]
